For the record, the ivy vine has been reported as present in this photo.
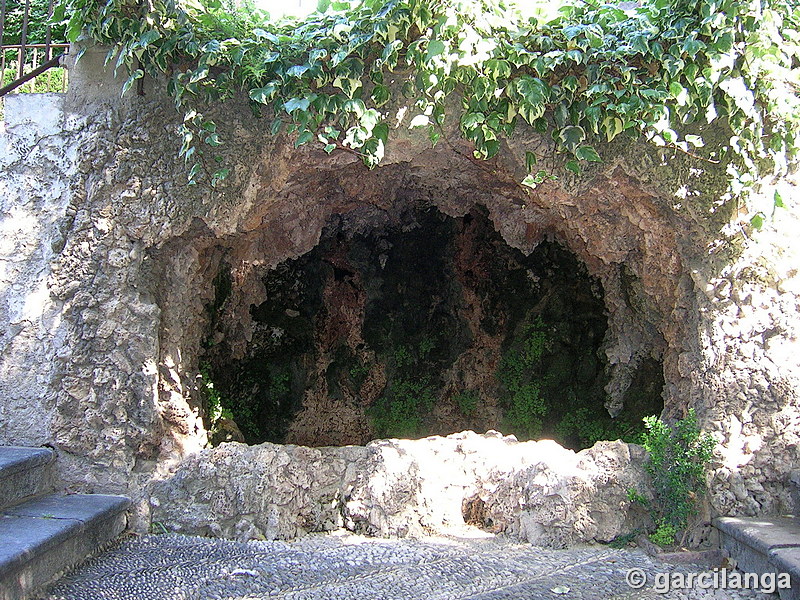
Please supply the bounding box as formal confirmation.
[58,0,799,209]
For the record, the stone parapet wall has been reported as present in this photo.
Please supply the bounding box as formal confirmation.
[150,432,649,547]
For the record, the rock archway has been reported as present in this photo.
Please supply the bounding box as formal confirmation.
[148,133,685,457]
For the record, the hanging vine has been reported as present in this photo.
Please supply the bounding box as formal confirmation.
[57,0,799,213]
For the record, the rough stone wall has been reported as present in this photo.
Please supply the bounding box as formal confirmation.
[0,48,798,539]
[0,93,80,447]
[150,432,649,547]
[693,179,800,517]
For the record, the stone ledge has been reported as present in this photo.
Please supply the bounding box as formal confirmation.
[0,494,130,600]
[713,516,800,600]
[0,447,55,511]
[0,448,54,478]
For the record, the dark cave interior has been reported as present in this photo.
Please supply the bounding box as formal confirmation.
[200,205,663,449]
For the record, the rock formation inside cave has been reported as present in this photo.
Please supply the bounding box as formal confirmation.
[201,205,663,449]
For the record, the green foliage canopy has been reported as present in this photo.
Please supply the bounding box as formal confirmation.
[59,0,800,196]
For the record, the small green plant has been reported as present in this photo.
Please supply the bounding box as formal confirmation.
[640,409,716,546]
[497,318,547,391]
[497,316,548,439]
[453,390,479,417]
[349,362,371,387]
[649,522,678,547]
[418,335,436,359]
[556,405,639,448]
[369,379,434,438]
[504,383,546,439]
[200,361,224,425]
[626,487,648,505]
[393,346,414,369]
[609,529,641,549]
[150,521,169,535]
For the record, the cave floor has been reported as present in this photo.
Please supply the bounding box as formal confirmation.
[40,531,770,600]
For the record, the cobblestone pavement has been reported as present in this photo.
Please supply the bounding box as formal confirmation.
[40,532,774,600]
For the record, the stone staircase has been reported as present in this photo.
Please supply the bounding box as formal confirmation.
[0,446,131,600]
[714,515,800,600]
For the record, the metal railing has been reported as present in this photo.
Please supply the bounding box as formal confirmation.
[0,0,69,97]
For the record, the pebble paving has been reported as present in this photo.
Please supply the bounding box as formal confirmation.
[39,532,776,600]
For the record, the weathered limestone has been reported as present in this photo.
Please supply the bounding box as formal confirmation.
[0,46,799,541]
[151,432,649,546]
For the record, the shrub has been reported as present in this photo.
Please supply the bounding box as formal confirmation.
[640,409,716,546]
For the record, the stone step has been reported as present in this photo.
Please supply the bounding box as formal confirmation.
[0,493,131,600]
[714,516,800,600]
[0,447,55,511]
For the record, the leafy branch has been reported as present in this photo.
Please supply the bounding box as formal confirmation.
[59,0,800,209]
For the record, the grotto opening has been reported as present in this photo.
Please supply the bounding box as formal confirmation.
[199,205,663,449]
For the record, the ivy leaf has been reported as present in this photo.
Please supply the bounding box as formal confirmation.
[603,117,624,142]
[514,76,549,105]
[521,174,538,188]
[558,126,586,151]
[138,30,162,47]
[205,133,222,147]
[409,114,430,128]
[121,69,143,96]
[425,39,446,62]
[525,151,537,172]
[373,122,389,143]
[462,112,485,129]
[187,163,202,183]
[575,146,601,162]
[333,77,362,97]
[284,97,312,113]
[343,99,366,117]
[774,190,785,209]
[484,139,501,158]
[565,159,581,174]
[309,48,328,64]
[372,84,390,106]
[485,59,511,80]
[189,66,209,84]
[211,168,230,187]
[249,82,278,104]
[295,130,314,147]
[586,29,604,49]
[750,213,764,229]
[360,108,381,131]
[562,75,579,93]
[287,65,310,78]
[682,38,705,58]
[685,134,704,147]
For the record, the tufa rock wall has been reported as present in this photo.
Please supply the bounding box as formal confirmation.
[150,431,649,548]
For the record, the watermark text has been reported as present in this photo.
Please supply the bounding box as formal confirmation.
[625,567,792,594]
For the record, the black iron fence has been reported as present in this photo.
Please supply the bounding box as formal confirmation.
[0,0,69,97]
